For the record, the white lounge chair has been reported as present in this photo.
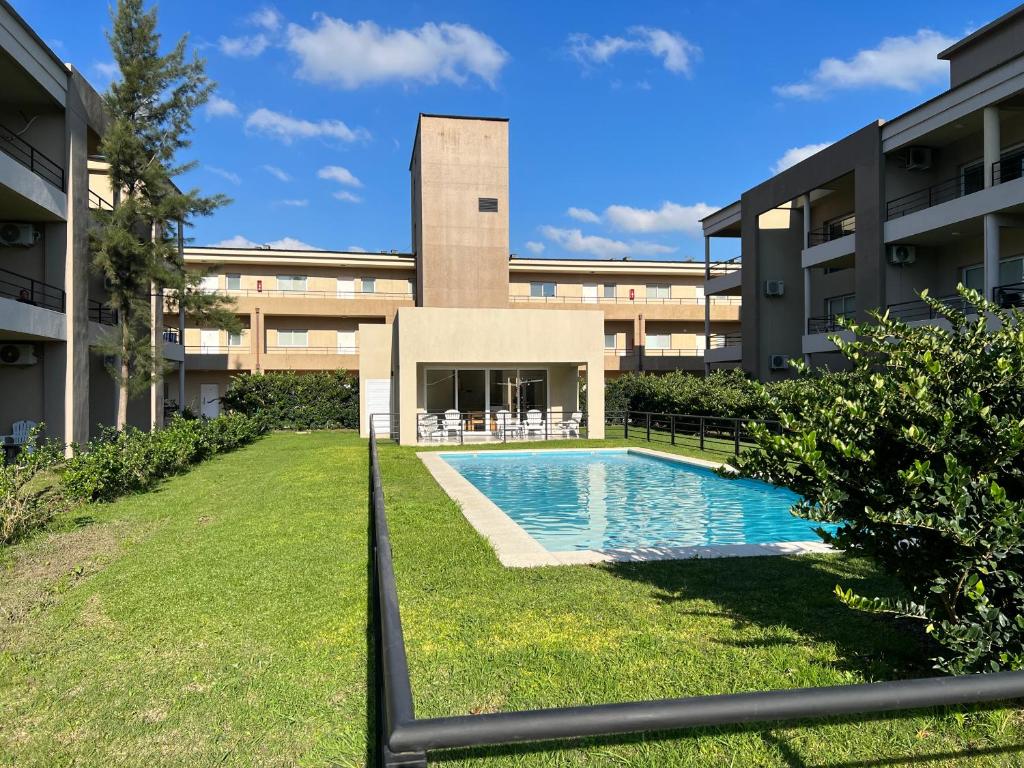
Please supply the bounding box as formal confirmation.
[494,409,523,439]
[10,420,37,455]
[523,409,546,439]
[417,414,443,442]
[442,409,463,440]
[559,411,583,438]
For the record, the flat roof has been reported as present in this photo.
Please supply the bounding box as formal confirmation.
[938,4,1024,59]
[418,113,509,123]
[183,245,415,269]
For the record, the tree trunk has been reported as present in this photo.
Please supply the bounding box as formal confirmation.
[117,309,131,430]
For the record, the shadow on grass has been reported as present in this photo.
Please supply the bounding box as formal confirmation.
[601,553,937,681]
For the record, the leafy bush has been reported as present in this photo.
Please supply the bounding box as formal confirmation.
[0,427,69,546]
[220,370,358,430]
[735,288,1024,673]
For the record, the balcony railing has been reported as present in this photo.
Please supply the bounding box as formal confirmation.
[89,189,114,210]
[708,331,742,349]
[264,345,359,354]
[807,313,851,334]
[0,267,65,313]
[807,215,855,246]
[161,327,181,344]
[222,288,414,300]
[994,281,1024,308]
[886,295,971,322]
[886,175,982,220]
[604,347,704,358]
[88,299,118,325]
[993,150,1024,186]
[0,123,64,190]
[706,255,741,278]
[510,294,742,306]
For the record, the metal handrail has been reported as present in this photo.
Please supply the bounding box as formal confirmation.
[88,189,114,210]
[886,175,981,220]
[406,408,588,445]
[993,150,1024,186]
[807,313,850,334]
[0,122,64,190]
[993,281,1024,308]
[185,345,238,354]
[161,327,181,344]
[510,294,741,306]
[708,332,742,349]
[886,295,971,322]
[706,255,742,278]
[222,288,414,299]
[264,345,359,354]
[88,299,117,325]
[0,267,65,313]
[807,214,855,246]
[368,421,1024,765]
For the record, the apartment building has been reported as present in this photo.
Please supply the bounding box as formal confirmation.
[180,114,740,441]
[0,1,169,452]
[703,5,1024,380]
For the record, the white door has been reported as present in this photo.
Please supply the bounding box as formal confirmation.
[200,384,220,419]
[337,330,356,354]
[199,329,219,353]
[337,277,355,298]
[366,378,392,437]
[583,283,598,303]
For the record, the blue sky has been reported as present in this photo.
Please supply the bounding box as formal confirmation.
[19,0,1020,261]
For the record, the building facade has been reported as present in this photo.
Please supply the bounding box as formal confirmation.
[704,5,1024,380]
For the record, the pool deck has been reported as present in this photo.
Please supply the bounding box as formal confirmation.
[417,447,835,568]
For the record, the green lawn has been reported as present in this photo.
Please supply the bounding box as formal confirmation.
[1,432,1021,767]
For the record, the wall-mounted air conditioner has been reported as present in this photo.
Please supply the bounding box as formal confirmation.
[904,147,932,171]
[769,354,789,371]
[888,244,917,266]
[764,280,785,297]
[0,343,38,366]
[0,223,37,247]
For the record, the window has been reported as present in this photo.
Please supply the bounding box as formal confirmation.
[963,264,984,293]
[604,333,616,350]
[963,256,1024,291]
[530,281,556,298]
[226,273,241,291]
[603,284,616,299]
[277,329,308,347]
[647,284,670,301]
[362,277,376,294]
[825,214,855,240]
[478,197,498,213]
[227,331,243,347]
[645,333,670,350]
[199,275,218,293]
[961,161,984,196]
[277,275,307,292]
[337,330,356,354]
[825,294,855,318]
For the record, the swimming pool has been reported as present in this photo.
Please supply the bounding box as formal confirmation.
[437,449,832,555]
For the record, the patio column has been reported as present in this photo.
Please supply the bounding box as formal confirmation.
[703,236,711,375]
[803,265,812,365]
[984,214,1000,300]
[984,106,1000,189]
[177,220,185,413]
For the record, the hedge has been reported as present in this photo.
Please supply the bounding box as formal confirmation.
[220,371,359,430]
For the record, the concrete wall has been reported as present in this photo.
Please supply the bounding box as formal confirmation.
[411,115,510,308]
[944,9,1024,88]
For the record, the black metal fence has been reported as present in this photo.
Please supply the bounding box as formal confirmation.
[993,150,1024,186]
[807,214,855,246]
[0,122,64,190]
[994,281,1024,309]
[885,175,980,220]
[605,410,773,455]
[368,425,1024,767]
[0,267,65,313]
[886,294,971,322]
[88,299,118,325]
[806,313,849,335]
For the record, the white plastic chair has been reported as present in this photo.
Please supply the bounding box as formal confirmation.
[12,420,36,445]
[559,411,583,438]
[417,414,443,442]
[442,409,463,440]
[523,409,545,439]
[494,409,523,439]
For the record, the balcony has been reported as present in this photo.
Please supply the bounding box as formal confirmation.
[992,150,1024,186]
[708,331,741,349]
[88,299,117,325]
[886,294,972,322]
[89,189,113,211]
[223,287,414,300]
[509,294,741,307]
[806,313,850,335]
[886,175,981,220]
[0,267,64,313]
[994,281,1024,308]
[0,122,64,190]
[184,344,360,372]
[807,215,855,246]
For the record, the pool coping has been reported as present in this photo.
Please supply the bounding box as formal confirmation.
[417,447,835,568]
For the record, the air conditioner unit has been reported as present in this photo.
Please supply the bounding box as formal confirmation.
[888,244,917,266]
[764,280,785,297]
[0,223,37,247]
[769,354,789,371]
[0,343,38,366]
[905,147,933,171]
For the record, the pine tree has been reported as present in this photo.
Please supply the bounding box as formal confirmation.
[91,0,239,429]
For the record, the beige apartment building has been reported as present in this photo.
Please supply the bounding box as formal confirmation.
[0,0,171,454]
[704,5,1024,380]
[180,114,740,443]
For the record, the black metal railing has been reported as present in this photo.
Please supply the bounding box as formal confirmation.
[88,189,113,210]
[886,294,971,322]
[806,313,851,334]
[0,123,64,190]
[886,175,982,220]
[706,254,742,278]
[994,281,1024,308]
[368,424,1024,767]
[708,332,742,349]
[88,299,117,325]
[993,150,1024,186]
[510,294,741,306]
[0,267,65,312]
[262,345,359,355]
[161,327,181,344]
[371,409,588,445]
[185,344,236,354]
[807,214,855,246]
[605,411,775,456]
[223,287,414,300]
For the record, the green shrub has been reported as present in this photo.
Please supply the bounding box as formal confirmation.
[0,426,69,546]
[735,288,1024,673]
[220,370,358,430]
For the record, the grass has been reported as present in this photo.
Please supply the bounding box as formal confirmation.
[1,431,1022,767]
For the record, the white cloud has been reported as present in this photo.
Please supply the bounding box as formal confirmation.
[333,190,363,203]
[207,166,241,185]
[603,201,717,235]
[93,61,120,82]
[218,33,269,58]
[568,26,700,76]
[771,142,834,174]
[524,241,545,254]
[539,225,675,259]
[206,95,239,118]
[248,7,282,32]
[277,198,308,207]
[347,245,367,252]
[774,29,954,99]
[317,165,362,187]
[567,207,600,224]
[212,234,318,250]
[245,108,370,144]
[285,15,508,89]
[262,164,291,182]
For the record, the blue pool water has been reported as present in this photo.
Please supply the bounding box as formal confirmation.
[440,449,830,552]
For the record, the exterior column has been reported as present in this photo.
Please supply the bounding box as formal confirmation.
[984,106,1000,189]
[252,308,261,372]
[150,278,163,431]
[984,214,1000,300]
[637,313,645,372]
[803,266,812,365]
[802,194,812,248]
[703,236,711,375]
[177,220,185,413]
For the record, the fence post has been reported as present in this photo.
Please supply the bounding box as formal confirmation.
[624,412,629,440]
[734,420,740,455]
[670,414,676,446]
[646,413,651,442]
[700,417,705,452]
